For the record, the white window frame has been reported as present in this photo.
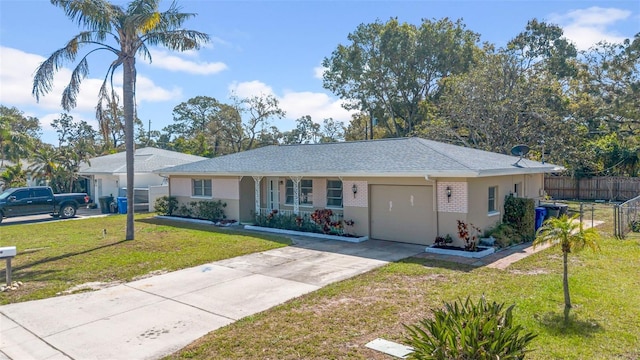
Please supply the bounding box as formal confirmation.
[192,178,212,198]
[326,179,343,208]
[488,185,499,216]
[285,179,313,206]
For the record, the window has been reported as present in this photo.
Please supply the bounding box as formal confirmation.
[514,182,522,197]
[326,180,343,208]
[286,179,313,205]
[488,186,498,213]
[192,179,212,197]
[12,190,29,201]
[33,188,50,198]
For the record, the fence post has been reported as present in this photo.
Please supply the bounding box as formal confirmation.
[613,205,618,238]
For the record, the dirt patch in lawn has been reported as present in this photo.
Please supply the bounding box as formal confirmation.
[509,269,550,275]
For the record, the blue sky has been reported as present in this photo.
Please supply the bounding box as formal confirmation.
[1,0,638,145]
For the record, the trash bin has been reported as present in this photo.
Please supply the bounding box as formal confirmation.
[540,203,566,219]
[98,196,113,214]
[117,196,127,214]
[557,204,569,217]
[535,207,547,230]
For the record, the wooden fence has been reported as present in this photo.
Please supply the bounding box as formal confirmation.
[544,176,640,202]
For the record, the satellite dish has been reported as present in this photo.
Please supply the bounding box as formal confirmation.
[510,144,530,167]
[510,144,530,157]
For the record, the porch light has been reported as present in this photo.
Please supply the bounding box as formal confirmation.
[352,183,358,198]
[446,186,452,202]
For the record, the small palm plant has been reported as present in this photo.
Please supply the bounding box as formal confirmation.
[404,296,536,359]
[533,214,600,322]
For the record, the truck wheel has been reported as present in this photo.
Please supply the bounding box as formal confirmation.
[0,213,3,223]
[60,204,77,218]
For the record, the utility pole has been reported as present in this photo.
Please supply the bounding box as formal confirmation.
[369,108,374,140]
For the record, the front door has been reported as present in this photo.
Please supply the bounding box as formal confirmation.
[267,177,279,211]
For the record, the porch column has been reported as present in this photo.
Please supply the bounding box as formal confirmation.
[290,176,302,215]
[252,176,262,216]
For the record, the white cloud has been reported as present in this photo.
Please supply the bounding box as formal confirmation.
[135,76,182,102]
[228,80,275,98]
[0,46,182,111]
[280,91,353,122]
[313,65,327,80]
[0,46,104,112]
[227,80,355,126]
[548,7,632,50]
[146,48,228,75]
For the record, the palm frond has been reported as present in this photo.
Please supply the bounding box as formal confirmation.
[61,56,89,110]
[142,30,209,52]
[33,46,77,101]
[51,0,121,33]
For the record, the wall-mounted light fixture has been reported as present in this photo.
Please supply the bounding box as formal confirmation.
[446,186,452,202]
[352,183,358,198]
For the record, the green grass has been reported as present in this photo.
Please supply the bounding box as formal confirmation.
[167,216,640,359]
[0,213,290,304]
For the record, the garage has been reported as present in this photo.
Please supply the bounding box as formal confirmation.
[369,185,436,245]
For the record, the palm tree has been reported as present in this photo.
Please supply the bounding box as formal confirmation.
[29,146,63,187]
[33,0,209,240]
[1,163,27,189]
[533,214,600,322]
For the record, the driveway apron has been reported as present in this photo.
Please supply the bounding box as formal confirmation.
[0,238,423,360]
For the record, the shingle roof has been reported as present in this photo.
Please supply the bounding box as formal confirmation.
[78,147,207,175]
[155,138,563,178]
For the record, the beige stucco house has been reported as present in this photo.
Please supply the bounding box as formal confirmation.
[156,137,563,246]
[79,147,206,211]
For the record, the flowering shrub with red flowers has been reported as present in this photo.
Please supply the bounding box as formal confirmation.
[457,220,481,251]
[255,208,356,237]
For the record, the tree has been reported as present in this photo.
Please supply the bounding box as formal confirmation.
[50,113,98,191]
[533,214,600,322]
[507,19,578,79]
[33,0,209,240]
[322,17,479,137]
[429,49,579,165]
[168,96,227,157]
[319,118,345,143]
[29,145,63,187]
[1,163,27,190]
[282,115,321,144]
[0,106,41,166]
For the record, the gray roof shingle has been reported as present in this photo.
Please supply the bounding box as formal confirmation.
[79,147,207,175]
[156,138,563,178]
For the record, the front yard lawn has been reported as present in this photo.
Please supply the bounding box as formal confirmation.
[0,213,289,304]
[169,232,640,359]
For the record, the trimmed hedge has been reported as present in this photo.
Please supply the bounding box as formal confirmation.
[503,195,535,242]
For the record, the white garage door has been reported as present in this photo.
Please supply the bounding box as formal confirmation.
[370,185,436,245]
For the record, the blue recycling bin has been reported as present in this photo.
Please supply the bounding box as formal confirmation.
[535,207,547,231]
[117,197,127,214]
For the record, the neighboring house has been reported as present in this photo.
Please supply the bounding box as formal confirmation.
[79,147,206,211]
[156,137,563,246]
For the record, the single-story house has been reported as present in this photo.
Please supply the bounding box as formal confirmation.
[156,137,563,245]
[79,147,206,211]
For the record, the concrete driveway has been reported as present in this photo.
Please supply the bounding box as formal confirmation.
[0,237,423,360]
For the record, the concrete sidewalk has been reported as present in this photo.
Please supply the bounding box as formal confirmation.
[0,238,423,360]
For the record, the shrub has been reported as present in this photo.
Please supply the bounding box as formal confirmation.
[404,296,537,360]
[166,200,227,221]
[485,223,520,248]
[456,220,481,251]
[192,200,226,221]
[255,211,321,233]
[154,196,178,215]
[503,195,535,242]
